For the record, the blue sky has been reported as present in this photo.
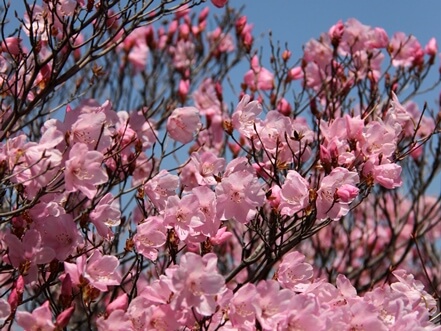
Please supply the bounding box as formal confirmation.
[228,0,441,52]
[220,0,441,101]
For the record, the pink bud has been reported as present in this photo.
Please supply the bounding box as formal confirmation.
[277,98,292,116]
[336,184,359,203]
[106,294,129,315]
[425,37,438,56]
[287,67,303,81]
[61,273,73,298]
[235,16,247,34]
[198,7,210,23]
[210,227,232,245]
[179,23,190,40]
[178,79,190,101]
[8,289,20,311]
[15,276,24,295]
[56,306,75,329]
[268,185,281,209]
[320,145,332,165]
[329,20,344,46]
[0,37,22,56]
[211,0,228,8]
[282,49,291,61]
[168,20,178,37]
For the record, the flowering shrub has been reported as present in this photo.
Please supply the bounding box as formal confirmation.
[0,0,440,330]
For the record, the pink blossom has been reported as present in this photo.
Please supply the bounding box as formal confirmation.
[134,216,167,260]
[364,161,402,189]
[65,143,108,199]
[316,167,359,221]
[277,98,292,116]
[96,310,134,331]
[243,56,274,91]
[229,283,257,328]
[0,37,23,56]
[64,250,122,292]
[0,299,11,325]
[279,170,310,216]
[389,32,423,67]
[69,112,110,148]
[181,151,225,189]
[128,109,157,150]
[164,194,204,240]
[391,269,437,312]
[83,250,122,291]
[192,186,220,237]
[232,94,262,138]
[252,280,294,330]
[144,170,179,210]
[208,27,235,56]
[128,41,149,72]
[277,251,313,291]
[16,301,55,331]
[167,252,225,316]
[3,230,55,283]
[166,106,201,144]
[171,40,195,70]
[216,170,265,223]
[33,213,82,261]
[192,78,223,116]
[89,193,121,239]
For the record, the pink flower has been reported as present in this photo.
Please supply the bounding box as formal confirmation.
[164,194,204,240]
[4,230,55,283]
[232,94,262,138]
[279,170,310,216]
[0,299,11,325]
[64,250,122,292]
[84,250,122,291]
[192,78,222,116]
[371,162,402,189]
[316,167,359,221]
[0,37,23,56]
[193,186,220,237]
[33,213,82,262]
[252,280,294,330]
[229,283,257,328]
[16,301,55,331]
[216,170,265,224]
[89,193,121,239]
[277,251,313,291]
[144,170,179,210]
[171,40,195,70]
[167,252,225,316]
[166,107,201,144]
[65,143,108,199]
[389,32,423,67]
[134,216,167,260]
[243,56,274,91]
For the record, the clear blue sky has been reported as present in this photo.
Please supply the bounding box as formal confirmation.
[227,0,441,53]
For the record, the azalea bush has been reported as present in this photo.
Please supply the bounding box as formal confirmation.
[0,0,441,330]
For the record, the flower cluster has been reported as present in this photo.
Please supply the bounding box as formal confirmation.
[0,2,440,330]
